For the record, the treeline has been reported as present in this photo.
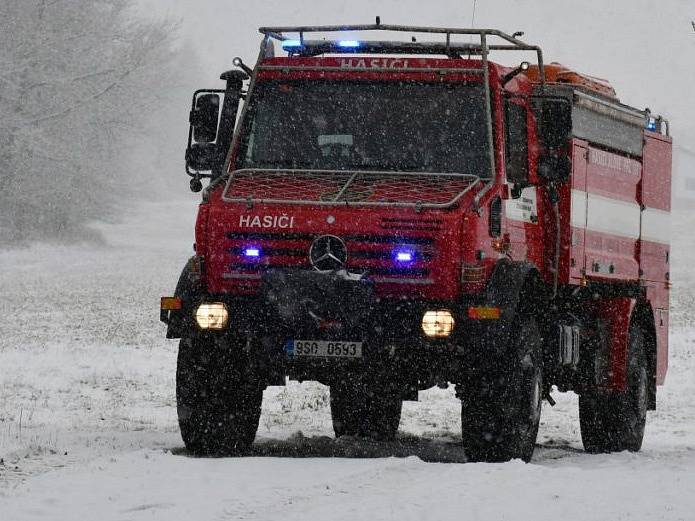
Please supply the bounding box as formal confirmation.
[0,0,195,245]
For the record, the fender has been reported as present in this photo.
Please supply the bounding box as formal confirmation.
[476,259,548,357]
[165,257,204,339]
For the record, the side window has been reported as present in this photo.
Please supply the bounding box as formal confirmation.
[505,100,529,184]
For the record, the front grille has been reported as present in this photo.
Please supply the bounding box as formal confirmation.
[380,217,444,233]
[223,232,435,281]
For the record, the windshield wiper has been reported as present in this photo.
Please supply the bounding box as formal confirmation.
[243,159,318,169]
[338,163,423,171]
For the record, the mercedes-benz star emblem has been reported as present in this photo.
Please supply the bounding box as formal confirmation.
[309,235,347,271]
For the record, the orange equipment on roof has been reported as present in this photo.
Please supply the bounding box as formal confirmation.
[524,62,618,100]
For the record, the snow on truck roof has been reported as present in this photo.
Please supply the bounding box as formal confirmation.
[524,62,618,100]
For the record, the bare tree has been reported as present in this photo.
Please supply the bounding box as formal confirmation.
[0,0,182,244]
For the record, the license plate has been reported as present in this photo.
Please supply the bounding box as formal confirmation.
[285,340,363,358]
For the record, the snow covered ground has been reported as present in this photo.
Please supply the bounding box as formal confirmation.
[1,197,694,520]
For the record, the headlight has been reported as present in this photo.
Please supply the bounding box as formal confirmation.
[195,303,229,330]
[422,310,455,338]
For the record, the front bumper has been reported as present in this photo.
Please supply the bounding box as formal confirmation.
[162,291,505,386]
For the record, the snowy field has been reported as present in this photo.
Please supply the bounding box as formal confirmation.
[1,197,694,520]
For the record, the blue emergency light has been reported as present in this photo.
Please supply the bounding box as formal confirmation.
[243,247,261,258]
[281,40,303,50]
[337,40,361,48]
[393,248,415,264]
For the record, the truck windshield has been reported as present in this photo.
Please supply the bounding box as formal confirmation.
[237,81,491,177]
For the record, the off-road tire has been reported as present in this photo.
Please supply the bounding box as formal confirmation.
[330,380,402,441]
[461,315,543,463]
[579,323,647,453]
[176,337,264,455]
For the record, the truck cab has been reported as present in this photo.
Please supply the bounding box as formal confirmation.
[162,24,672,462]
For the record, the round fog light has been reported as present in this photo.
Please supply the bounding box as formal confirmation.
[195,303,229,330]
[422,310,455,338]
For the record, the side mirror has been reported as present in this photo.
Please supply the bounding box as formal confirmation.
[538,99,572,149]
[532,97,572,184]
[186,143,221,173]
[186,90,224,176]
[185,70,247,182]
[538,154,571,183]
[191,93,221,143]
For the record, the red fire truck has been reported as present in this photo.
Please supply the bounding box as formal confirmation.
[161,23,672,462]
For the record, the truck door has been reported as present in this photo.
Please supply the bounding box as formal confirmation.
[503,97,543,269]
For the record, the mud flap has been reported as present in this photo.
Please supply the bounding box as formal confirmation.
[589,297,636,392]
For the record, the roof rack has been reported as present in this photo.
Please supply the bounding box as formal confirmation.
[258,22,545,82]
[220,22,545,188]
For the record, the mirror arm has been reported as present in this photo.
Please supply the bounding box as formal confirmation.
[502,61,530,87]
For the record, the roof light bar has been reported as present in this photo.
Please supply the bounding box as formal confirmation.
[338,40,361,48]
[281,39,303,50]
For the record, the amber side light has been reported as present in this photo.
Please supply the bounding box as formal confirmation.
[160,297,182,311]
[468,306,501,320]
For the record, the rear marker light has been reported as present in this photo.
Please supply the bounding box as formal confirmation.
[468,306,501,320]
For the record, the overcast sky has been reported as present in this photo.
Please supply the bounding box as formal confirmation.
[137,0,695,148]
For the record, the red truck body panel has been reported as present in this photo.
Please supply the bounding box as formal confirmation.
[191,53,671,390]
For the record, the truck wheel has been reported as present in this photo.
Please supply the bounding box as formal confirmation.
[176,337,263,455]
[330,380,402,441]
[461,315,543,463]
[579,323,647,453]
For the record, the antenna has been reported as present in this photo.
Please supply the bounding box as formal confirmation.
[467,0,478,59]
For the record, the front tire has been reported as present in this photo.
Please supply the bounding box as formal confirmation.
[176,337,264,455]
[579,323,647,453]
[461,315,543,463]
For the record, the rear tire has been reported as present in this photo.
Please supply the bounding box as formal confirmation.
[461,315,543,463]
[176,337,264,455]
[579,323,647,453]
[330,379,402,441]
